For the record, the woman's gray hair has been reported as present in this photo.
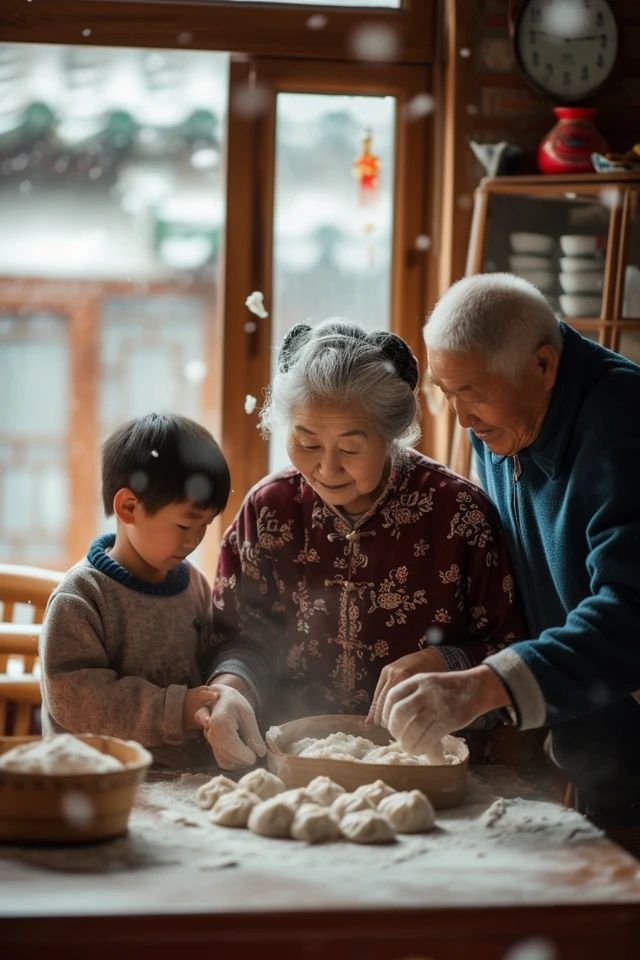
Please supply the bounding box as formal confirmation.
[423,273,563,380]
[260,317,421,447]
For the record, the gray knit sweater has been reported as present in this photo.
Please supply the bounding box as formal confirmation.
[40,533,218,768]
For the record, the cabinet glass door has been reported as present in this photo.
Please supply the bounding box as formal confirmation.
[617,191,640,363]
[481,191,612,342]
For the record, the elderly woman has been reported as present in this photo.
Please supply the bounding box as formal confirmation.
[206,318,525,766]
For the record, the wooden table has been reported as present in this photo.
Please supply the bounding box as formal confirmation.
[1,766,639,960]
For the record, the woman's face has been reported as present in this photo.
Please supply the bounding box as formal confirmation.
[287,402,390,515]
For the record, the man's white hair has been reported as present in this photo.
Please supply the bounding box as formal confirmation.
[423,273,563,380]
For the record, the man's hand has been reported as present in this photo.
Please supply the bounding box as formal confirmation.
[184,686,220,732]
[198,684,266,770]
[366,647,448,728]
[382,665,512,755]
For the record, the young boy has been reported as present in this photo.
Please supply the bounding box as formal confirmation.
[40,412,266,769]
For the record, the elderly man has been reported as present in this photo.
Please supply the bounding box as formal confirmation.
[378,272,640,826]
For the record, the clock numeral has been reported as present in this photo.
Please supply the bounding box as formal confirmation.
[532,51,540,67]
[596,11,604,26]
[583,0,590,8]
[600,34,608,48]
[581,65,590,82]
[597,53,605,68]
[545,62,554,77]
[562,70,571,86]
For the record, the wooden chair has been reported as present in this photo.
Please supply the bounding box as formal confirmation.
[0,563,65,736]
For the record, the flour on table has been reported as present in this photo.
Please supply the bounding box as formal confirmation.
[0,734,123,774]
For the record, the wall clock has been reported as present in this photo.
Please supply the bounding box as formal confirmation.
[514,0,619,102]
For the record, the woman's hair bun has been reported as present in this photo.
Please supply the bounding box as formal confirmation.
[368,332,419,391]
[277,323,312,373]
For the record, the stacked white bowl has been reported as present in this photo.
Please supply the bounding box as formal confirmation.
[558,235,605,317]
[508,232,555,292]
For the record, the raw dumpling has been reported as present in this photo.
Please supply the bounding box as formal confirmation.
[248,795,297,838]
[331,792,375,819]
[291,802,341,843]
[209,788,261,827]
[378,789,436,833]
[304,775,345,806]
[237,768,285,801]
[293,732,374,760]
[195,774,238,810]
[340,809,396,844]
[278,787,311,809]
[353,779,396,807]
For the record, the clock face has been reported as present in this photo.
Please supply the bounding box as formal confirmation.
[515,0,619,101]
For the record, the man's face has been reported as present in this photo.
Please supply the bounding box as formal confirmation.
[427,347,557,457]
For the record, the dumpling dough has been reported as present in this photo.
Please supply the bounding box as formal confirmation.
[291,802,341,843]
[195,774,237,810]
[209,789,261,827]
[248,795,297,838]
[293,732,375,760]
[278,787,311,809]
[0,734,123,774]
[378,790,436,833]
[340,809,396,844]
[331,792,375,819]
[237,768,285,801]
[305,775,345,806]
[353,779,396,807]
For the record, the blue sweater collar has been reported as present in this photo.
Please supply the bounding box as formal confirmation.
[490,322,590,479]
[87,533,191,596]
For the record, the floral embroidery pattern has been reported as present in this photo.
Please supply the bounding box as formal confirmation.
[256,506,293,551]
[447,491,494,550]
[368,565,428,627]
[503,574,514,603]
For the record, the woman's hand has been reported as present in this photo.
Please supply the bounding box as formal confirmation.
[196,684,267,770]
[382,665,512,755]
[366,647,448,728]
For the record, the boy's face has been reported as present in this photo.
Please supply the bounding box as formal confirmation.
[123,499,216,581]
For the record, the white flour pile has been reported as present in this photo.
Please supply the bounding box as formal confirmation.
[0,734,123,774]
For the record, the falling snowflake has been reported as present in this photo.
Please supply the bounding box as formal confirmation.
[244,394,257,415]
[245,291,269,318]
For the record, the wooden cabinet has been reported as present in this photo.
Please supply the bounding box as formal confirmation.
[450,171,640,476]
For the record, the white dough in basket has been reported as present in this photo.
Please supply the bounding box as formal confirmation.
[209,788,261,827]
[0,734,122,774]
[340,809,396,844]
[378,789,436,833]
[291,802,341,843]
[195,774,237,810]
[237,768,285,801]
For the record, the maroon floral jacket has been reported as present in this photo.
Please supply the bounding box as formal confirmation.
[211,449,526,722]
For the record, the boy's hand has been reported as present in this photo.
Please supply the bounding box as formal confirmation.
[199,684,266,770]
[381,665,512,755]
[366,648,448,728]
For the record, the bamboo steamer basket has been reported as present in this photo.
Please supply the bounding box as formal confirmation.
[266,714,469,810]
[0,734,152,843]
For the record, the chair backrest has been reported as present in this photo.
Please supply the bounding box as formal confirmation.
[0,563,65,735]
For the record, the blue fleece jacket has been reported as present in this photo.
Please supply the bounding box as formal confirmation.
[474,322,640,729]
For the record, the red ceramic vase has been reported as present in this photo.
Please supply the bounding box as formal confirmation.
[537,106,608,175]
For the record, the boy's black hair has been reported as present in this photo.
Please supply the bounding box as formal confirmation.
[102,412,230,516]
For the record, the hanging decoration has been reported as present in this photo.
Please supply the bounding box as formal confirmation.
[352,128,380,206]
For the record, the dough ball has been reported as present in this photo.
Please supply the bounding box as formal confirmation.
[378,790,436,833]
[353,779,396,807]
[278,787,311,810]
[340,809,396,844]
[291,803,341,844]
[331,792,375,819]
[209,789,261,827]
[304,775,345,806]
[248,795,297,838]
[237,768,285,801]
[195,774,237,810]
